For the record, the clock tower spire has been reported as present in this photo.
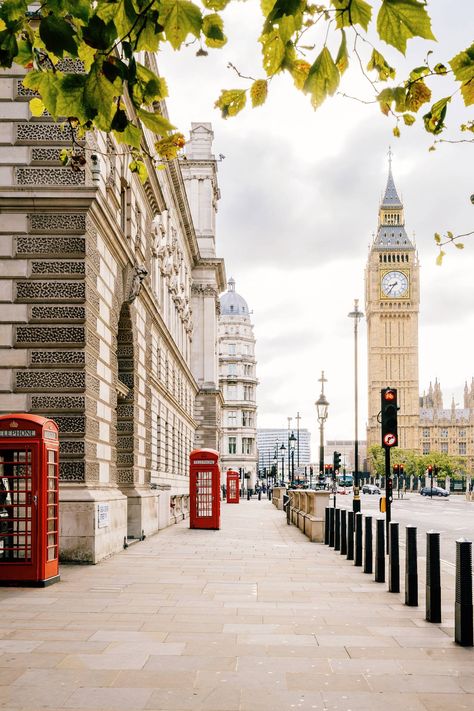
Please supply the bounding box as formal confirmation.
[365,155,420,454]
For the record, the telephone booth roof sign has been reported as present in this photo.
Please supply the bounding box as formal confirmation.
[0,413,58,439]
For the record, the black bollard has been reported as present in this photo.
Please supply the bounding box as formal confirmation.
[405,526,418,606]
[258,490,262,501]
[347,511,354,561]
[364,516,373,574]
[455,538,473,646]
[354,512,363,567]
[329,507,335,548]
[247,489,250,501]
[335,508,341,551]
[340,509,347,556]
[324,507,330,545]
[426,530,441,623]
[389,521,400,593]
[375,518,385,583]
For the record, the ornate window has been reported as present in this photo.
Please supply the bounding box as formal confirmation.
[422,428,430,438]
[440,442,448,453]
[440,428,448,438]
[459,442,467,455]
[228,437,237,454]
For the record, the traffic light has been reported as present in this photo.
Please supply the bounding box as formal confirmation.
[381,387,398,448]
[428,465,433,479]
[386,476,393,503]
[393,464,399,475]
[333,451,341,471]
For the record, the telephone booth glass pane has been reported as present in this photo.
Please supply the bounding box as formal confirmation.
[0,449,33,562]
[196,470,213,517]
[45,449,58,562]
[230,479,236,497]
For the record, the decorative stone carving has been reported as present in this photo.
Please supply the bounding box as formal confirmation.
[16,122,80,145]
[117,453,134,465]
[30,213,86,233]
[16,281,86,301]
[31,260,85,276]
[16,80,38,98]
[31,147,63,164]
[15,326,85,345]
[31,306,85,322]
[191,283,219,298]
[31,395,85,411]
[127,264,148,303]
[56,58,85,73]
[117,469,134,485]
[59,441,85,456]
[118,373,134,390]
[16,370,85,390]
[117,436,134,451]
[117,404,133,418]
[59,461,85,482]
[16,236,85,256]
[31,350,85,366]
[16,167,86,187]
[53,416,85,433]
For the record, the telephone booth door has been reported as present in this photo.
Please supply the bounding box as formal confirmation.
[226,470,240,504]
[189,449,220,530]
[0,414,59,586]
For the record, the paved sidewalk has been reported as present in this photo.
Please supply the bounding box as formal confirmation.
[1,500,473,711]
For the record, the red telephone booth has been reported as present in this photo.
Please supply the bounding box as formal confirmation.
[0,414,60,587]
[189,448,220,530]
[226,469,240,504]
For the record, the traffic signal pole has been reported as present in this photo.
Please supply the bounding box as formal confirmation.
[385,446,392,553]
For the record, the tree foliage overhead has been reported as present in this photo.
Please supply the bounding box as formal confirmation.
[368,444,468,479]
[0,0,472,185]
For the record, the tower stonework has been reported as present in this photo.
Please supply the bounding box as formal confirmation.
[365,160,420,452]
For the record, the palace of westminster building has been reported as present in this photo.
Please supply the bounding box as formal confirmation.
[365,159,474,471]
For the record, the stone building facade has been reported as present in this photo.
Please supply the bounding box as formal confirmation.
[218,279,258,488]
[0,57,225,562]
[366,160,474,472]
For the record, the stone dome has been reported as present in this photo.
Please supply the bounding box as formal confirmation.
[220,278,249,317]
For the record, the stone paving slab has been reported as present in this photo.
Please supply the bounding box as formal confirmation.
[0,499,473,710]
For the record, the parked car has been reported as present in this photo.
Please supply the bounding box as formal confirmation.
[362,484,381,495]
[420,486,449,497]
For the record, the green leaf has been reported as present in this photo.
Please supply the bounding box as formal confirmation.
[377,0,435,55]
[402,113,415,125]
[23,70,62,117]
[367,48,395,81]
[336,30,348,75]
[436,250,445,266]
[202,13,227,48]
[408,65,429,81]
[433,62,447,75]
[159,0,202,50]
[250,79,268,107]
[278,14,297,44]
[303,46,340,110]
[136,63,168,104]
[39,15,78,58]
[13,38,33,66]
[130,158,148,182]
[332,0,372,31]
[0,29,18,67]
[214,89,247,118]
[113,122,142,149]
[260,30,285,76]
[82,15,117,50]
[137,107,175,135]
[202,0,229,9]
[55,73,89,122]
[0,0,28,23]
[449,43,474,106]
[422,96,450,135]
[84,58,122,131]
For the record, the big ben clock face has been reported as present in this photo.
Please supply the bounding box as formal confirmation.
[381,270,409,298]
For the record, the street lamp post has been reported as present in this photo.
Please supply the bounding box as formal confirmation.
[315,371,329,486]
[289,432,296,487]
[348,298,364,513]
[280,443,286,486]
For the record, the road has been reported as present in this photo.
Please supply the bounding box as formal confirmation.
[333,491,474,567]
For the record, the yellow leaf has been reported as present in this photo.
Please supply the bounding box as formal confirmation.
[29,97,45,116]
[436,250,445,266]
[250,79,268,108]
[393,125,400,138]
[455,242,465,249]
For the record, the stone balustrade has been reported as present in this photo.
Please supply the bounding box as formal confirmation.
[288,489,330,542]
[272,486,286,510]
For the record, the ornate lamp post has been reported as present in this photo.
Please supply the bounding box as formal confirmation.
[348,298,364,513]
[289,431,297,487]
[272,453,278,488]
[280,443,286,486]
[316,371,329,484]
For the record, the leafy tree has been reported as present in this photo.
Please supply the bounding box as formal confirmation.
[0,0,472,195]
[368,444,469,480]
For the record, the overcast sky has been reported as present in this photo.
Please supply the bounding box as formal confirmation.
[159,2,474,457]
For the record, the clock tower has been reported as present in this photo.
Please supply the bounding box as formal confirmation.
[365,156,420,453]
